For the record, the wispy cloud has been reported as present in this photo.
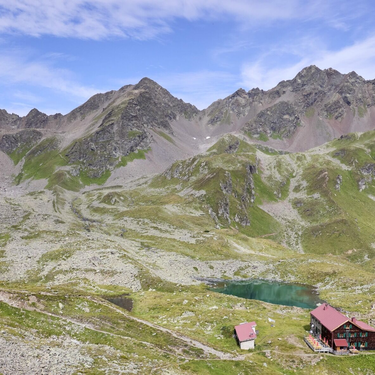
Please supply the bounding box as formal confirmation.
[0,48,104,115]
[241,34,375,90]
[13,90,43,104]
[0,0,366,40]
[211,41,253,67]
[314,36,375,78]
[0,49,100,99]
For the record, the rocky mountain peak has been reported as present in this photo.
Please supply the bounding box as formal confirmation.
[233,88,247,97]
[345,70,365,84]
[0,109,21,129]
[66,90,117,122]
[24,108,49,129]
[325,67,341,78]
[133,77,160,90]
[63,76,199,179]
[291,65,329,91]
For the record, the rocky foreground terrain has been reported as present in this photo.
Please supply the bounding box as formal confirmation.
[1,66,375,374]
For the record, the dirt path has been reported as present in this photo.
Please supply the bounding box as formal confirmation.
[90,297,245,361]
[0,291,244,361]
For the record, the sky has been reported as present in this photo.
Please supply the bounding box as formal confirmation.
[1,0,375,116]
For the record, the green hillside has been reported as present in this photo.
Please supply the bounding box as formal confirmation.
[2,131,375,373]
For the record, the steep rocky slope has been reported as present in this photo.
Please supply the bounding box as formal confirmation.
[0,78,200,189]
[206,66,375,150]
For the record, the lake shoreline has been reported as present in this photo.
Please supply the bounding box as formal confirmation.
[198,277,324,309]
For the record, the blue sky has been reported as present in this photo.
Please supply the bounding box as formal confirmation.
[1,0,375,115]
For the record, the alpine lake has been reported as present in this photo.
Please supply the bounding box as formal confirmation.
[210,279,323,309]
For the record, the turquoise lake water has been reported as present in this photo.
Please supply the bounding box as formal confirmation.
[211,279,322,309]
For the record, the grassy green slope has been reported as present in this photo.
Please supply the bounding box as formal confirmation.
[13,135,149,190]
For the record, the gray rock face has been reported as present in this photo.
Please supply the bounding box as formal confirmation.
[66,124,149,178]
[220,171,233,195]
[360,163,375,176]
[225,139,240,154]
[207,65,375,140]
[66,78,199,178]
[291,65,331,92]
[245,101,300,137]
[0,109,63,131]
[0,129,43,155]
[217,164,256,227]
[207,88,252,125]
[359,163,375,191]
[24,109,49,128]
[66,90,118,122]
[0,110,21,129]
[335,175,343,191]
[133,78,198,122]
[218,195,231,223]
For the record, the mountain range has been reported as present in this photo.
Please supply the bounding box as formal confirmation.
[1,65,375,191]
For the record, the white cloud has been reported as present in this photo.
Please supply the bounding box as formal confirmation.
[0,49,105,115]
[241,34,375,91]
[13,90,43,104]
[0,50,100,99]
[241,60,309,90]
[0,0,362,40]
[314,36,375,78]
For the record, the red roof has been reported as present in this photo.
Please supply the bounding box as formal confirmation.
[334,339,348,347]
[351,318,375,332]
[235,322,257,342]
[311,304,348,332]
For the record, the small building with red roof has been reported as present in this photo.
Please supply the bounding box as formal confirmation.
[234,321,257,350]
[310,303,375,351]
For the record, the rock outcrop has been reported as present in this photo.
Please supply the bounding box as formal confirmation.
[64,78,199,178]
[245,101,300,138]
[0,129,43,157]
[359,163,375,191]
[207,65,375,143]
[0,109,21,129]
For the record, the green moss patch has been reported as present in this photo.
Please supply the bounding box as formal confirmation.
[116,149,149,168]
[16,137,67,184]
[305,107,315,118]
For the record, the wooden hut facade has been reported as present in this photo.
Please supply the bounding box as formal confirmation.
[310,303,375,351]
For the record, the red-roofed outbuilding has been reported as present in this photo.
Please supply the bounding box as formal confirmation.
[310,303,375,351]
[235,322,257,350]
